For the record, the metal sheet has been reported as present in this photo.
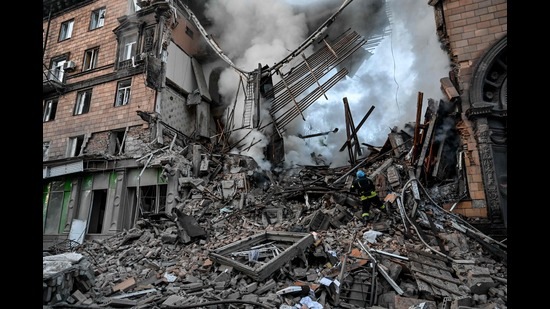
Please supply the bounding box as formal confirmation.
[68,219,87,244]
[44,160,83,178]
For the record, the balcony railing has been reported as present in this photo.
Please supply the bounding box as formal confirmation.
[43,69,65,94]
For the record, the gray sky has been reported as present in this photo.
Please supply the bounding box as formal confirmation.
[202,0,450,169]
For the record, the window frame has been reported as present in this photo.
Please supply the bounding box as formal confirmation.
[43,180,72,235]
[83,47,99,71]
[114,79,132,107]
[74,89,92,116]
[119,33,138,62]
[59,19,75,41]
[49,57,67,83]
[67,135,85,157]
[43,98,58,122]
[89,7,106,30]
[185,26,194,38]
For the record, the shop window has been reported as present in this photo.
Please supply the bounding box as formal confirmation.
[43,180,71,235]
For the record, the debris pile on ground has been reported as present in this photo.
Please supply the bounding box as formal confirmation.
[43,148,507,309]
[44,105,508,308]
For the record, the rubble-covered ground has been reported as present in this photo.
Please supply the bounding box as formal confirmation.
[43,144,507,309]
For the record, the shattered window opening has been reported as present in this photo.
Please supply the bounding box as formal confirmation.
[89,7,106,30]
[49,57,67,83]
[67,135,84,157]
[43,142,50,161]
[109,130,126,155]
[139,184,167,215]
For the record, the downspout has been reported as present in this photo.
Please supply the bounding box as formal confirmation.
[43,9,52,58]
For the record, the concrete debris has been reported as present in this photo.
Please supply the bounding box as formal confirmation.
[43,148,507,309]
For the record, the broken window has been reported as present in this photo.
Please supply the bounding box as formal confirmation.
[87,189,107,234]
[49,57,67,83]
[43,180,71,235]
[89,7,106,30]
[83,47,99,71]
[43,142,50,161]
[139,185,167,215]
[185,26,194,38]
[115,79,132,107]
[130,0,142,13]
[43,98,58,122]
[67,135,84,157]
[74,89,92,115]
[59,19,74,41]
[108,130,126,155]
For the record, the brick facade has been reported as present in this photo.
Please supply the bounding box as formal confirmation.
[434,0,506,219]
[43,1,156,160]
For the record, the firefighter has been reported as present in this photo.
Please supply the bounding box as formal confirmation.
[351,169,385,223]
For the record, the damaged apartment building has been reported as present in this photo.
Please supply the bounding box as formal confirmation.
[42,0,507,308]
[42,0,228,248]
[42,0,506,255]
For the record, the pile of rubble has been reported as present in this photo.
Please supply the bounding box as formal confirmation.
[43,145,507,309]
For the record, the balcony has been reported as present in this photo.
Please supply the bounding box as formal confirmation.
[43,69,65,94]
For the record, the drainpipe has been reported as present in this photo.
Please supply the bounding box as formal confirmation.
[43,9,52,58]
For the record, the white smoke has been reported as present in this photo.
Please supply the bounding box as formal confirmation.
[203,0,450,170]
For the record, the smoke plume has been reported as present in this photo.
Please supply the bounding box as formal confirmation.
[202,0,450,169]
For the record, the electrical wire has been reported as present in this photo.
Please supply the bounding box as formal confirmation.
[387,0,400,112]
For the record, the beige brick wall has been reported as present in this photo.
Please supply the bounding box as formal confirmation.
[43,0,128,72]
[43,1,156,160]
[43,76,155,159]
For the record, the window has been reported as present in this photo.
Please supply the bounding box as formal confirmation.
[185,26,194,38]
[67,135,84,157]
[115,79,131,107]
[131,0,142,13]
[43,180,72,234]
[139,185,167,214]
[59,19,74,41]
[74,89,92,115]
[119,34,138,61]
[49,58,67,82]
[83,47,99,71]
[43,98,58,122]
[89,8,106,30]
[109,130,127,155]
[43,142,50,161]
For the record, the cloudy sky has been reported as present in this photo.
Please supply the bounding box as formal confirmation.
[201,0,450,170]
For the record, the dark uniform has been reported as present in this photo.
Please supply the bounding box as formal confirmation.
[351,171,385,222]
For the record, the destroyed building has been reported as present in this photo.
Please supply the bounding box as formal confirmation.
[43,0,507,308]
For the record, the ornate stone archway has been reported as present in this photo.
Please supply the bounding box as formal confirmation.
[466,36,507,229]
